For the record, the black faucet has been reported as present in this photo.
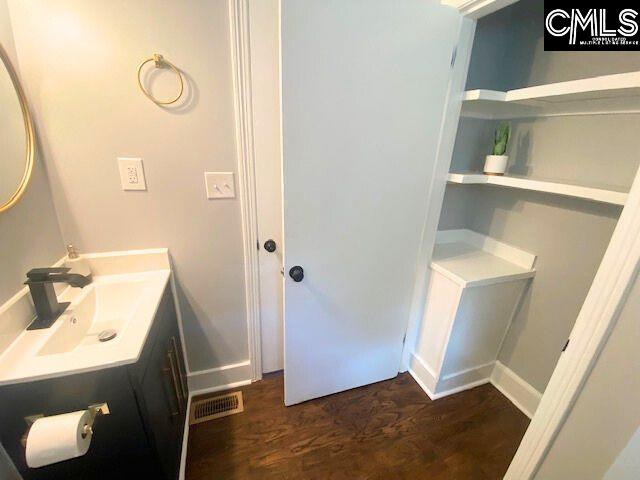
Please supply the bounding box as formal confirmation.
[24,267,92,330]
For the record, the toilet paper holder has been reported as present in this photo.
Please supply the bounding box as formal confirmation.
[81,403,110,438]
[21,403,110,447]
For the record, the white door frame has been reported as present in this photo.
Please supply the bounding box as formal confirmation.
[506,171,640,477]
[251,0,284,374]
[229,0,262,382]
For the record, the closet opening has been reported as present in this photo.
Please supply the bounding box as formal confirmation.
[411,0,640,474]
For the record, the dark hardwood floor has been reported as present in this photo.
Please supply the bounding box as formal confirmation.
[186,372,528,479]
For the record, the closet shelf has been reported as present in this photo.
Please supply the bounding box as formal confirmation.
[432,229,536,288]
[461,71,640,119]
[447,173,628,206]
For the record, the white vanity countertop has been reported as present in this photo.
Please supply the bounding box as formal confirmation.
[0,249,172,386]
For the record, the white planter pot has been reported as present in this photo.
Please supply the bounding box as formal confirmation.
[484,155,508,175]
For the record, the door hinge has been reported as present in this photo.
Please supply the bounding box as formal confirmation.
[402,333,406,345]
[450,46,458,68]
[257,240,260,250]
[562,338,570,352]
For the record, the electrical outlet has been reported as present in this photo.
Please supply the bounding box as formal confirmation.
[118,157,146,191]
[126,166,138,184]
[205,172,235,199]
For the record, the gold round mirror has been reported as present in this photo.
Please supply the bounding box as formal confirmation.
[0,42,35,213]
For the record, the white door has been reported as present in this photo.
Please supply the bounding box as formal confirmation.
[281,0,462,405]
[250,0,284,374]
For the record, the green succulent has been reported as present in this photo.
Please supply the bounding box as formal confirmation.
[492,122,511,156]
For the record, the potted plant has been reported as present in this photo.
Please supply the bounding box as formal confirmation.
[484,122,510,175]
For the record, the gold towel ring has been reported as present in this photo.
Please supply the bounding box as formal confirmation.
[137,54,184,105]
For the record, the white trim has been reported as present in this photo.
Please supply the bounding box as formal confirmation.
[409,365,490,401]
[506,161,640,478]
[188,379,253,398]
[186,359,250,377]
[229,0,262,382]
[491,361,542,419]
[409,353,541,419]
[409,354,542,419]
[187,360,252,393]
[441,360,495,381]
[401,18,476,372]
[436,377,490,399]
[442,0,520,19]
[408,353,438,399]
[409,353,491,400]
[409,370,437,400]
[178,395,191,480]
[438,361,494,394]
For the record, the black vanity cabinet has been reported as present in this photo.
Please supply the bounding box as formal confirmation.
[0,285,188,480]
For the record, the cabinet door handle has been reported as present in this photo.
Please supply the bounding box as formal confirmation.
[163,348,182,416]
[170,336,188,401]
[169,348,184,413]
[168,347,184,413]
[162,358,180,417]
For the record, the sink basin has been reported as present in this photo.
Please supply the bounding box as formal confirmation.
[0,269,170,385]
[38,279,149,356]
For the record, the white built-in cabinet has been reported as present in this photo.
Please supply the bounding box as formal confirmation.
[413,229,535,397]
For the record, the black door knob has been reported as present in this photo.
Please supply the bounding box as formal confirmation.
[289,266,304,282]
[264,239,276,253]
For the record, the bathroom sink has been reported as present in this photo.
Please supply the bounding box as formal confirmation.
[0,269,170,385]
[38,278,149,356]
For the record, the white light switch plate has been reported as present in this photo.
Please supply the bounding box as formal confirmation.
[205,172,235,199]
[118,157,146,191]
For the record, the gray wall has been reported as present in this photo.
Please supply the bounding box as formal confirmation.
[0,0,64,306]
[466,0,640,92]
[6,0,248,372]
[535,270,640,479]
[440,0,640,392]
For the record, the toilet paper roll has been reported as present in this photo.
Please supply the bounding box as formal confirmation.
[25,410,93,468]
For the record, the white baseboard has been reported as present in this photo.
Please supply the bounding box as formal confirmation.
[187,360,252,394]
[439,361,494,394]
[408,354,541,419]
[490,360,542,419]
[408,353,438,398]
[409,353,491,400]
